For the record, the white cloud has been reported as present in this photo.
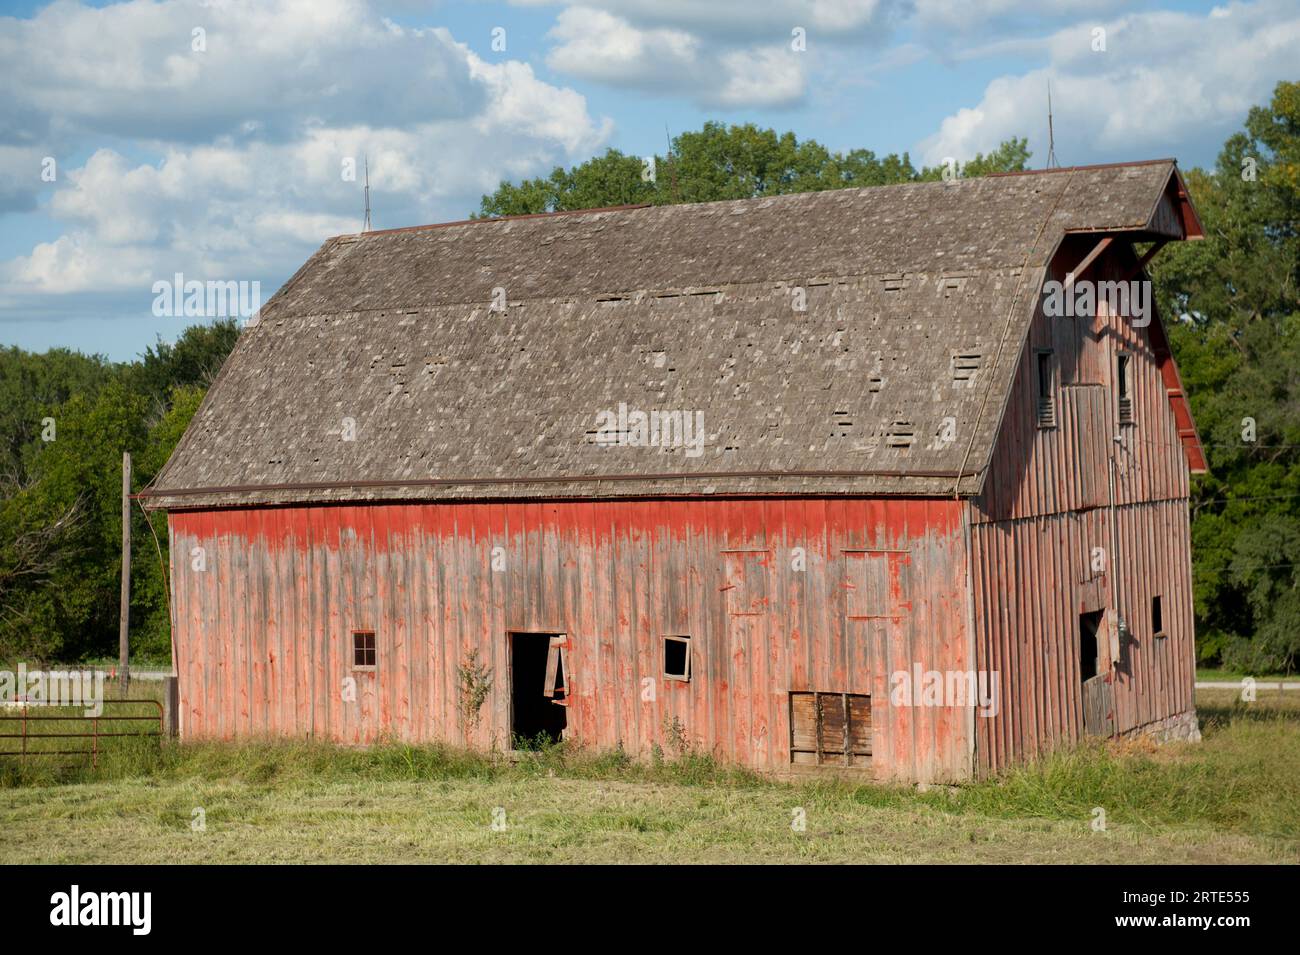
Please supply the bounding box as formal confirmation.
[918,0,1300,166]
[538,1,901,108]
[544,7,808,108]
[0,0,610,308]
[470,53,613,154]
[715,48,807,109]
[545,8,701,90]
[521,0,894,39]
[1,0,483,144]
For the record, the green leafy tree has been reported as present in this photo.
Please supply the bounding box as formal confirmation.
[476,149,654,217]
[0,346,114,482]
[0,322,239,663]
[1153,80,1300,672]
[914,138,1034,180]
[0,381,147,660]
[128,318,241,406]
[476,122,1029,216]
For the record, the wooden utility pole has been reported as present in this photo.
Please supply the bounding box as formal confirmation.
[119,451,131,696]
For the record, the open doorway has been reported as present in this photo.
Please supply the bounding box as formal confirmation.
[1079,610,1103,682]
[509,632,567,748]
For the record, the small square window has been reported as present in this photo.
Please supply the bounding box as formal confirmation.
[1151,596,1165,639]
[663,636,691,682]
[352,630,376,669]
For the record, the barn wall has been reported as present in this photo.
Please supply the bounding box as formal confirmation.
[968,500,1197,774]
[967,238,1198,775]
[168,496,973,783]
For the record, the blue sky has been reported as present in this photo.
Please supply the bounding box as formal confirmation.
[1,0,1294,360]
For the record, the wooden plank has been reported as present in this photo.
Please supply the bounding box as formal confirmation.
[1082,673,1115,737]
[1063,236,1113,290]
[171,495,969,782]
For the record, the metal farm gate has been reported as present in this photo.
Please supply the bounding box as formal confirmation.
[0,699,163,767]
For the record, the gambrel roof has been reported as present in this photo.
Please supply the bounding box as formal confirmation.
[145,159,1202,509]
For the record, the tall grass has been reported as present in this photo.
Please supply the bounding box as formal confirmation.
[0,731,762,791]
[3,691,1295,839]
[922,694,1300,837]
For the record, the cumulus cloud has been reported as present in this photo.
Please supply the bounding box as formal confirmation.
[0,0,483,145]
[544,7,806,108]
[538,0,901,108]
[535,0,895,41]
[0,0,610,312]
[918,0,1300,166]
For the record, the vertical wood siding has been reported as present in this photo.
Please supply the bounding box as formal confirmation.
[968,500,1196,774]
[971,238,1190,524]
[967,238,1198,775]
[169,496,973,783]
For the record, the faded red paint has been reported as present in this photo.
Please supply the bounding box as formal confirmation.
[170,497,973,782]
[164,237,1201,786]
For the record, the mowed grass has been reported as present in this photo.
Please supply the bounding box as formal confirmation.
[0,689,1296,864]
[1196,667,1298,683]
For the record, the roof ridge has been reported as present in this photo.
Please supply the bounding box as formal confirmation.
[335,203,653,240]
[986,158,1176,178]
[331,159,1178,241]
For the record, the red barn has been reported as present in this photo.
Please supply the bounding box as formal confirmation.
[144,159,1206,784]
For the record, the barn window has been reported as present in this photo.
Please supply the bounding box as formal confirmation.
[1117,352,1135,425]
[663,636,691,681]
[1035,349,1056,428]
[789,692,871,767]
[1152,595,1165,639]
[352,630,376,669]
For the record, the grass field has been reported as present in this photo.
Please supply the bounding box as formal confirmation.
[1196,667,1298,683]
[1,689,1296,864]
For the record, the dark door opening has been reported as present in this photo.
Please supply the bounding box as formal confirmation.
[1079,610,1103,682]
[510,632,567,748]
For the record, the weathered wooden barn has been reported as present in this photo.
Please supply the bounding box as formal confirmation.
[143,159,1207,784]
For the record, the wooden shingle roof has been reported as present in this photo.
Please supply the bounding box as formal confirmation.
[145,159,1197,508]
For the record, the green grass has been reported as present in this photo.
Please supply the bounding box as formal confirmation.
[1196,667,1297,683]
[1,690,1296,863]
[78,657,175,672]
